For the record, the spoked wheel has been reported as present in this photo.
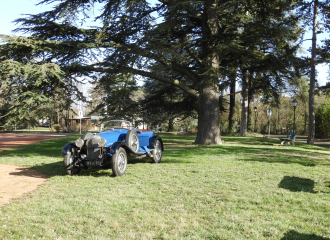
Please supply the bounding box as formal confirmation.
[111,147,127,176]
[63,149,80,175]
[126,130,139,152]
[151,140,162,163]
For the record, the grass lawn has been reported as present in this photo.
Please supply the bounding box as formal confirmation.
[0,134,329,239]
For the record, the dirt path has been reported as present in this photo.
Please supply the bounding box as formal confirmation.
[0,133,69,151]
[0,133,69,207]
[0,165,49,206]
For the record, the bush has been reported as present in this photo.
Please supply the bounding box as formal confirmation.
[62,126,69,133]
[315,99,330,138]
[68,126,75,133]
[52,124,62,133]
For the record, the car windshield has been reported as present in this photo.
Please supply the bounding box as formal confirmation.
[101,120,131,131]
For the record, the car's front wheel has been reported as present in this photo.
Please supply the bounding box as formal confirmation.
[63,149,81,175]
[111,147,127,176]
[151,140,162,163]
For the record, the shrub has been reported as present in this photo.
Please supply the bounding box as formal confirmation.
[315,99,330,138]
[68,126,75,133]
[62,126,68,133]
[53,124,62,133]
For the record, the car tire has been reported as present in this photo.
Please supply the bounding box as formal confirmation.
[151,139,162,163]
[111,147,127,176]
[126,130,139,152]
[63,149,80,175]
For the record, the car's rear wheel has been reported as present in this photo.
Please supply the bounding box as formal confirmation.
[126,130,139,152]
[111,147,127,176]
[151,140,162,163]
[63,149,80,175]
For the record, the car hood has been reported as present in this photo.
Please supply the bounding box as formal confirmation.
[98,128,129,147]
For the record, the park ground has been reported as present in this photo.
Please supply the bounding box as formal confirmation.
[0,131,329,239]
[0,132,69,206]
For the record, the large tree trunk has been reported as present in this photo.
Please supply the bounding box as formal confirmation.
[307,0,318,145]
[228,71,236,133]
[304,110,308,135]
[167,117,174,132]
[247,88,253,132]
[194,0,221,145]
[195,86,222,145]
[240,69,249,136]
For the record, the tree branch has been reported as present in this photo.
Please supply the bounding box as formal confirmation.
[92,65,199,97]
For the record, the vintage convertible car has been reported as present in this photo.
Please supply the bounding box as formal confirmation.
[61,120,164,176]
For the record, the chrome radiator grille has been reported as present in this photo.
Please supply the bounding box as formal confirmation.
[86,134,103,160]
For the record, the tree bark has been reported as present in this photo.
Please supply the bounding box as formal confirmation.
[240,69,249,136]
[228,74,236,133]
[307,0,318,145]
[195,85,222,144]
[167,117,174,132]
[194,0,221,145]
[247,89,253,132]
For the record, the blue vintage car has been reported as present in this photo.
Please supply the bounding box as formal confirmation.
[61,120,164,176]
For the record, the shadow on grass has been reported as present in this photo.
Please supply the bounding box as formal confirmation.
[214,145,328,166]
[16,158,155,178]
[278,176,316,193]
[78,168,113,177]
[9,166,50,179]
[30,161,66,177]
[163,143,330,166]
[281,230,329,240]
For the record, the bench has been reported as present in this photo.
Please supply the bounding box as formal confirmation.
[279,130,297,146]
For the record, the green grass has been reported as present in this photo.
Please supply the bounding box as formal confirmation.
[0,134,330,239]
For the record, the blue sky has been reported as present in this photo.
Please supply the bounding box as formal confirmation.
[1,0,55,36]
[0,0,329,86]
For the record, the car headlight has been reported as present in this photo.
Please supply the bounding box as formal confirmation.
[97,138,106,147]
[75,138,84,148]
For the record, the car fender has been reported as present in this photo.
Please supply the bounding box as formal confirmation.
[149,136,164,151]
[61,142,76,156]
[109,141,136,155]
